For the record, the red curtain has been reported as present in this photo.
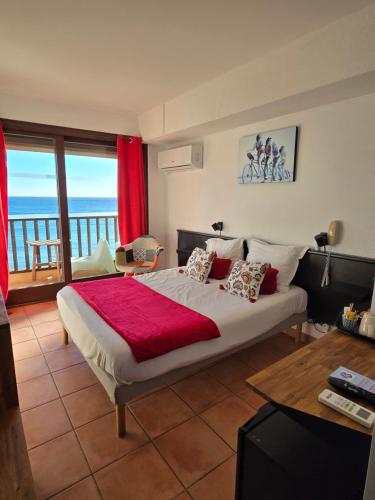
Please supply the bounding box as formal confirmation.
[0,124,8,301]
[117,135,147,245]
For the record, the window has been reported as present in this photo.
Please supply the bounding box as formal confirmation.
[6,134,65,289]
[1,120,135,305]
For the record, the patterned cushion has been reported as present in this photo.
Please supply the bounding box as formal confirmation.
[223,260,269,302]
[145,249,155,261]
[184,247,215,283]
[125,249,134,263]
[133,248,147,261]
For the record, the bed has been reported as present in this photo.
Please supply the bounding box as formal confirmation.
[57,267,307,437]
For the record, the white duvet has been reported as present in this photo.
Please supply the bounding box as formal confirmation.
[57,268,307,384]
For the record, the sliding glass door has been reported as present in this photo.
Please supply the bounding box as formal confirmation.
[64,141,119,280]
[2,121,123,305]
[6,134,65,292]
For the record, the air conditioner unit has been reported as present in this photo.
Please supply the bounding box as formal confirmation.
[158,144,203,172]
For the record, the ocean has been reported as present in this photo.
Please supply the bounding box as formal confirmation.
[8,197,118,271]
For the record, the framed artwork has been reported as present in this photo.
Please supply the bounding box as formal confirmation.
[238,126,298,184]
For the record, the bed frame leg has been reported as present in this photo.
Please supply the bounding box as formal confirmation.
[116,404,126,438]
[62,327,69,345]
[295,323,303,345]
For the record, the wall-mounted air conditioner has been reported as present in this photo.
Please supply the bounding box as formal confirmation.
[157,144,203,172]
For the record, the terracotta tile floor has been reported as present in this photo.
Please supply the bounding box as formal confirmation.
[8,301,303,499]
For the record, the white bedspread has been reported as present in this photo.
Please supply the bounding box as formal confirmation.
[57,268,307,384]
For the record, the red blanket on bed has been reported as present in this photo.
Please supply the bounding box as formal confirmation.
[70,277,220,362]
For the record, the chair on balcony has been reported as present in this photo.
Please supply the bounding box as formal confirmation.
[115,235,164,275]
[71,239,117,279]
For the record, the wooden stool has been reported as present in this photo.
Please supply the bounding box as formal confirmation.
[27,239,62,281]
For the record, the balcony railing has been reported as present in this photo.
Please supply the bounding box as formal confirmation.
[8,213,119,273]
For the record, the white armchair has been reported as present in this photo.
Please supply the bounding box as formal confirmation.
[115,235,164,275]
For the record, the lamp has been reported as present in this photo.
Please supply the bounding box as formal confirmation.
[314,232,328,251]
[211,221,223,236]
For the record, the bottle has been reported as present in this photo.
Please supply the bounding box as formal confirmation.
[359,312,375,339]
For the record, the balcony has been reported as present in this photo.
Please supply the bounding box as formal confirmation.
[8,213,119,289]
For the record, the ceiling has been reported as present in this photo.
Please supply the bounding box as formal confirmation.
[0,0,373,116]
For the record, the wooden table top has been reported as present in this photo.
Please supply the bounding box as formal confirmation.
[246,330,375,435]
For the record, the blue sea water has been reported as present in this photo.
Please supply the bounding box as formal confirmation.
[9,196,117,217]
[8,197,118,271]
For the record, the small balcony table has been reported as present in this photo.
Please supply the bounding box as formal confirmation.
[27,239,62,281]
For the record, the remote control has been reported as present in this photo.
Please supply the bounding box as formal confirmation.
[318,389,375,428]
[328,366,375,405]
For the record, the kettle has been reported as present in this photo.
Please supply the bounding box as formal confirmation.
[359,312,375,339]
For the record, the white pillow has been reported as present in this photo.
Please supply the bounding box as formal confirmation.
[246,238,308,291]
[206,238,243,259]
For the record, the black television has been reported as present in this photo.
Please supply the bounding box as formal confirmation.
[236,401,373,500]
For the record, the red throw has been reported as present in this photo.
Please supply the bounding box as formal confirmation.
[70,277,220,362]
[0,124,8,301]
[117,135,147,245]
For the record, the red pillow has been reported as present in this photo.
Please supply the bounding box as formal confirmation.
[260,267,279,294]
[209,257,232,280]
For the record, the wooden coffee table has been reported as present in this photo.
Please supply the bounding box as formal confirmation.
[246,330,375,435]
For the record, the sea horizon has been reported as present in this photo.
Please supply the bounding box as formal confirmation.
[8,196,118,217]
[8,196,119,271]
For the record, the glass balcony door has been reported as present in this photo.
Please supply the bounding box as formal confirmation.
[6,134,66,292]
[3,120,121,306]
[64,141,119,280]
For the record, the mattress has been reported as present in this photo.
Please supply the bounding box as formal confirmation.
[57,267,307,384]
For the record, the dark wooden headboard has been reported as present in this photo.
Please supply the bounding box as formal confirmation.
[177,229,375,324]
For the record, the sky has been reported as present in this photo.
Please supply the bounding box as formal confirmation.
[7,150,117,198]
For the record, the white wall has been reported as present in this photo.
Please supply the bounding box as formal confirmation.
[149,93,375,268]
[0,93,140,135]
[140,3,375,142]
[148,145,167,269]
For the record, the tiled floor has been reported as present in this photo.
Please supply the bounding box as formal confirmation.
[8,301,303,500]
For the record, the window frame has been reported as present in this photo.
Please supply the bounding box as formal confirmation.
[2,118,148,306]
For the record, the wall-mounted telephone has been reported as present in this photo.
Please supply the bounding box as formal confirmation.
[314,220,342,287]
[314,220,340,250]
[327,220,339,246]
